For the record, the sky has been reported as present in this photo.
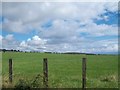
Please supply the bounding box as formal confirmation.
[0,2,119,54]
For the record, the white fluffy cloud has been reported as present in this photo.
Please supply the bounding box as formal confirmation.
[27,35,46,46]
[1,34,118,53]
[2,19,30,33]
[0,35,3,48]
[84,39,118,53]
[18,35,47,51]
[78,22,118,37]
[5,34,14,41]
[1,2,118,53]
[2,2,118,33]
[2,34,19,49]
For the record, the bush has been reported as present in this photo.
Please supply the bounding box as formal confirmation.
[14,79,31,90]
[100,75,117,82]
[14,74,43,89]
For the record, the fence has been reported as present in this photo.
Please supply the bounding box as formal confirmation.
[8,57,87,89]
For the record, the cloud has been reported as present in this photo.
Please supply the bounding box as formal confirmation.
[78,22,118,37]
[2,18,33,33]
[85,39,118,53]
[0,35,3,40]
[39,19,79,40]
[2,2,118,33]
[1,2,118,53]
[41,38,118,53]
[2,34,19,49]
[18,35,47,51]
[0,35,3,48]
[27,35,47,46]
[5,34,14,41]
[1,34,118,53]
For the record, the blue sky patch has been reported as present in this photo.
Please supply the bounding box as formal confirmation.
[2,30,38,41]
[41,20,53,29]
[94,11,118,25]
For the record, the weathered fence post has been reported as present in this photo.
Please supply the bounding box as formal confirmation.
[9,58,13,83]
[43,58,48,88]
[82,57,86,89]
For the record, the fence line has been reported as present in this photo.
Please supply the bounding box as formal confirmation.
[8,57,87,88]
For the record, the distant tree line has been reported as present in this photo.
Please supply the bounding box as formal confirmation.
[63,52,98,55]
[0,49,111,55]
[0,49,21,53]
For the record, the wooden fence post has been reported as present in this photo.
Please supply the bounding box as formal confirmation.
[82,57,86,89]
[43,58,48,88]
[9,58,13,83]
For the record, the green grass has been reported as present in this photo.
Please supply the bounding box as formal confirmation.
[2,52,118,88]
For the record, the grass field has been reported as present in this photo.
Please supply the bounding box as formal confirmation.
[2,52,118,88]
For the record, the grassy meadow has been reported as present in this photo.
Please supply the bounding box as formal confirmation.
[2,52,118,88]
